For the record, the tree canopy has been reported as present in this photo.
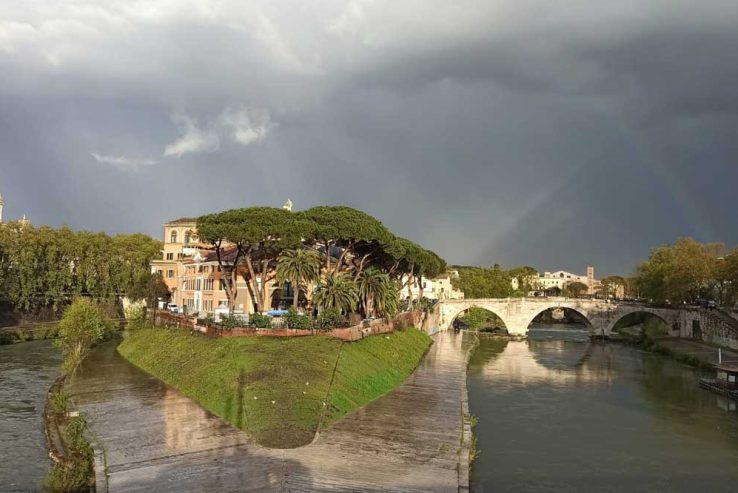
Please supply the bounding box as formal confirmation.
[0,223,163,315]
[633,237,736,304]
[197,205,446,314]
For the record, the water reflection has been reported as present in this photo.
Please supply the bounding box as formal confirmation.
[468,337,738,492]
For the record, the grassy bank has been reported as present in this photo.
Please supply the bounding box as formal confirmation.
[118,327,431,448]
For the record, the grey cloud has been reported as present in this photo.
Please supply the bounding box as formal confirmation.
[1,1,737,275]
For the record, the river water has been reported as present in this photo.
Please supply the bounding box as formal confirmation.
[0,341,62,492]
[468,332,738,492]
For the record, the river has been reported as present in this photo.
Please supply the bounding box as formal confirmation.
[467,331,738,492]
[0,341,62,492]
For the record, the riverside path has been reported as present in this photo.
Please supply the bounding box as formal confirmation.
[67,332,470,492]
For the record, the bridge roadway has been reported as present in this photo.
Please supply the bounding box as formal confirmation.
[68,331,471,493]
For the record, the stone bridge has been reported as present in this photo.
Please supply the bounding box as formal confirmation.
[435,298,689,336]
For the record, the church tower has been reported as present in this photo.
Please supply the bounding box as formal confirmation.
[0,192,4,223]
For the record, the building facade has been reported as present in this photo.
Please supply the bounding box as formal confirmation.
[400,270,465,301]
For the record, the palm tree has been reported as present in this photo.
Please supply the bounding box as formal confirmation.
[276,249,321,308]
[313,272,358,313]
[357,267,392,317]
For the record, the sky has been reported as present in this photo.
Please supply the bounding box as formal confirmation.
[1,1,737,276]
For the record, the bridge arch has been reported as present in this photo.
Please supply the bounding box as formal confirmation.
[449,305,509,333]
[525,306,594,332]
[606,308,676,335]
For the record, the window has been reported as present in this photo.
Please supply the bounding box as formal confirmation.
[196,278,202,291]
[170,231,178,243]
[219,299,229,307]
[184,231,192,245]
[166,253,174,260]
[204,279,214,291]
[156,269,163,276]
[167,270,174,278]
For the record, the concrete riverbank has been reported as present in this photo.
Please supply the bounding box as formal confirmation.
[67,331,470,492]
[654,337,738,367]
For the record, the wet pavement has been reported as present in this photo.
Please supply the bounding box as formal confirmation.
[68,332,468,492]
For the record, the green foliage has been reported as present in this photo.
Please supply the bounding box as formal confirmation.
[276,249,321,307]
[357,267,399,318]
[458,307,506,331]
[125,302,147,330]
[316,307,343,330]
[250,313,272,329]
[51,389,69,415]
[452,265,514,298]
[56,298,114,373]
[635,238,726,303]
[43,461,91,492]
[563,281,589,298]
[325,329,432,422]
[218,315,243,329]
[0,225,162,314]
[313,272,359,313]
[43,415,93,492]
[285,307,313,329]
[196,205,446,317]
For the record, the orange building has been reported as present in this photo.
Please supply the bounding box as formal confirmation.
[150,217,295,316]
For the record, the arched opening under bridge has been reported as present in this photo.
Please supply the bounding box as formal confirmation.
[527,307,592,341]
[452,306,508,335]
[610,311,673,339]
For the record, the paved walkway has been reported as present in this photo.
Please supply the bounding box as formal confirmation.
[68,332,470,492]
[655,337,738,366]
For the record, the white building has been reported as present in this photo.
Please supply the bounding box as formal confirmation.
[400,271,465,301]
[529,266,600,295]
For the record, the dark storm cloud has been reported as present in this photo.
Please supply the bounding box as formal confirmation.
[1,1,737,275]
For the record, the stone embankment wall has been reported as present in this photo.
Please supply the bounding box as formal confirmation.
[153,310,424,342]
[680,309,738,351]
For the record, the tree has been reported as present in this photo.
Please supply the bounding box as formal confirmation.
[56,298,114,373]
[357,267,399,318]
[600,275,626,299]
[564,281,589,298]
[276,249,321,308]
[313,272,359,313]
[451,265,513,298]
[635,238,724,303]
[299,206,394,276]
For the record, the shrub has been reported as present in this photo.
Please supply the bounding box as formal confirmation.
[316,308,342,331]
[43,461,91,492]
[250,313,272,329]
[43,415,93,492]
[219,315,243,329]
[285,307,313,330]
[56,298,114,359]
[51,390,68,415]
[125,302,147,330]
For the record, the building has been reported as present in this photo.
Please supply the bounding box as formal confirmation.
[400,270,465,301]
[530,266,601,296]
[150,217,299,315]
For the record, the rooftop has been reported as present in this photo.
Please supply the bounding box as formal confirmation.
[165,217,198,225]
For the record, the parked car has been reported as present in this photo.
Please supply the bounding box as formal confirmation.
[167,303,180,314]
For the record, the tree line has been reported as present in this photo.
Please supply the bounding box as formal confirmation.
[634,237,738,305]
[0,222,166,318]
[197,206,446,318]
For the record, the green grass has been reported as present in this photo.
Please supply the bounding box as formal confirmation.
[118,327,431,448]
[325,329,432,422]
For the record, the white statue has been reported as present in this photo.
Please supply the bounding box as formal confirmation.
[282,198,293,212]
